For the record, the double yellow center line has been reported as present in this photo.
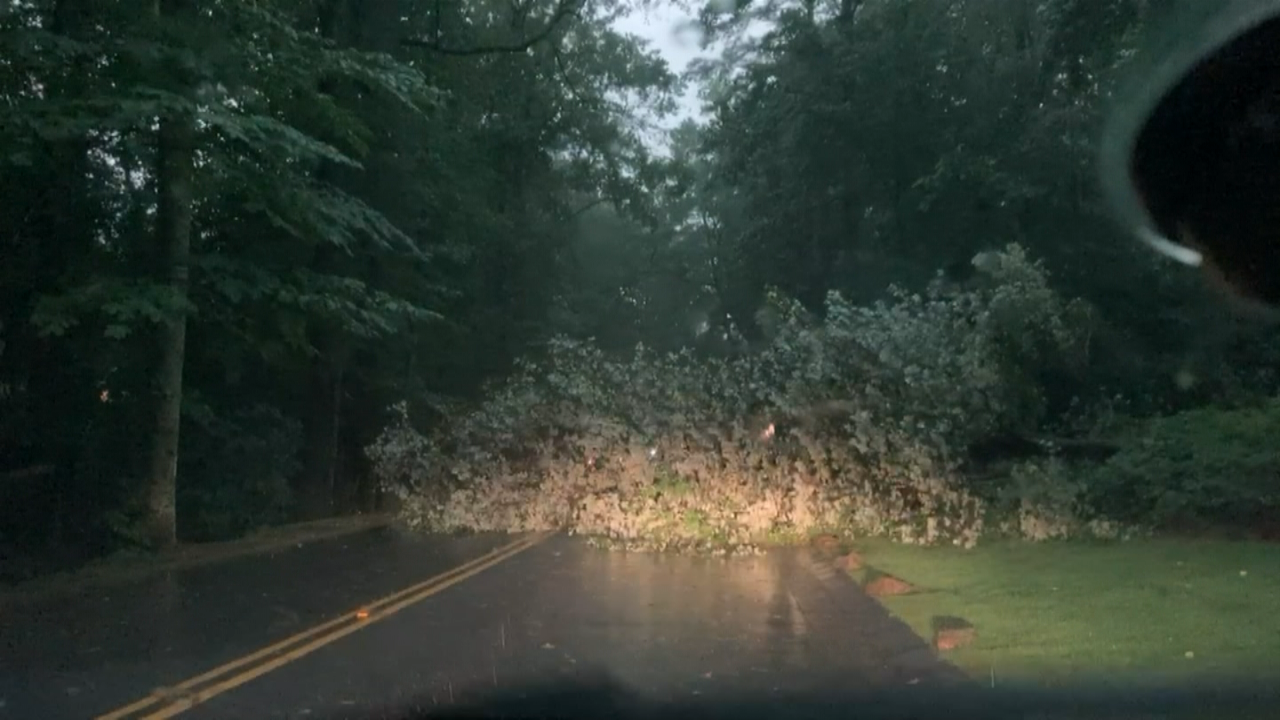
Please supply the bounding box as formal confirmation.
[97,531,552,720]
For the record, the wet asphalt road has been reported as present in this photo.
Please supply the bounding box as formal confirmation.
[0,529,966,720]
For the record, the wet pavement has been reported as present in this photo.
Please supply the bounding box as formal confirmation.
[0,530,966,720]
[0,529,517,719]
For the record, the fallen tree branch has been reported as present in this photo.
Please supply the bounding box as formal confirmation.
[0,464,55,484]
[402,0,580,56]
[966,434,1122,467]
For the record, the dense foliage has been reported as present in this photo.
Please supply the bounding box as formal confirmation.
[1087,401,1280,534]
[0,0,677,576]
[371,246,1108,547]
[4,0,1279,579]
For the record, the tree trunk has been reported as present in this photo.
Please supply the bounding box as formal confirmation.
[34,0,96,549]
[297,348,341,520]
[291,0,356,521]
[145,97,196,549]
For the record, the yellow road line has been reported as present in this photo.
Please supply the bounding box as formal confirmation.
[96,532,551,720]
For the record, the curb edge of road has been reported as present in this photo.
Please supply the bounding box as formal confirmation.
[799,548,974,687]
[0,514,396,607]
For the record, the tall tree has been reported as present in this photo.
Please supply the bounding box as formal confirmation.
[145,0,199,547]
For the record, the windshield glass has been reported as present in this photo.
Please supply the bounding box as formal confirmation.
[4,2,1280,719]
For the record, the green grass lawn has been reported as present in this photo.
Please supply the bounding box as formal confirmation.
[851,537,1280,689]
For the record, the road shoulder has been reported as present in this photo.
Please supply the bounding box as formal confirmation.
[0,513,394,607]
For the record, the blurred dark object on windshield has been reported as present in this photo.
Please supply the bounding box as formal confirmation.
[334,671,1280,720]
[1102,1,1280,311]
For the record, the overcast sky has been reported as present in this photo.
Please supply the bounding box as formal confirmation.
[612,4,713,127]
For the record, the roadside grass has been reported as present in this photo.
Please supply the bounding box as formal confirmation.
[850,538,1280,688]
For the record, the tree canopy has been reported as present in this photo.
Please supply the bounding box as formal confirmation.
[3,0,1278,577]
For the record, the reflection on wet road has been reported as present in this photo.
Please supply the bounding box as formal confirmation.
[0,530,962,719]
